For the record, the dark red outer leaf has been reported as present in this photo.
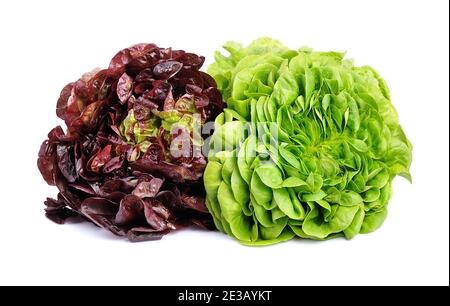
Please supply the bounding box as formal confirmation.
[79,101,100,126]
[151,202,171,220]
[185,84,203,95]
[199,71,217,88]
[127,227,169,242]
[108,44,160,78]
[56,145,77,182]
[37,140,56,185]
[126,44,161,75]
[178,53,205,69]
[163,90,175,111]
[102,153,125,173]
[142,142,165,163]
[133,101,152,121]
[105,191,127,204]
[100,179,124,193]
[174,69,204,89]
[117,73,133,104]
[133,83,152,96]
[171,49,185,60]
[143,199,168,231]
[86,69,108,101]
[56,83,74,120]
[132,178,164,198]
[180,193,209,213]
[195,94,209,109]
[115,194,144,226]
[131,159,201,183]
[44,197,79,224]
[143,80,171,105]
[81,197,117,216]
[134,68,154,83]
[153,61,183,80]
[63,87,82,126]
[69,183,97,196]
[89,144,112,173]
[191,218,215,230]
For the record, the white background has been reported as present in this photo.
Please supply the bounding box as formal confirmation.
[0,0,448,286]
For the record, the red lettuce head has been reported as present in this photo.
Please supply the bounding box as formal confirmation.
[38,43,224,241]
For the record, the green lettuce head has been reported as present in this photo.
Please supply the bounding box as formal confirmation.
[204,38,412,245]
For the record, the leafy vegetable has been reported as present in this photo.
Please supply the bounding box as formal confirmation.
[205,38,412,245]
[38,43,224,241]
